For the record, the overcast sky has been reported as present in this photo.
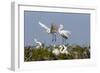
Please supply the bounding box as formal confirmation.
[24,11,90,46]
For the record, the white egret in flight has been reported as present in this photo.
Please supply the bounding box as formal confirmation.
[58,24,71,44]
[39,21,58,43]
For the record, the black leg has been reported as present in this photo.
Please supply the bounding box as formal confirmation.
[62,37,64,45]
[54,34,56,42]
[64,39,66,45]
[52,34,54,42]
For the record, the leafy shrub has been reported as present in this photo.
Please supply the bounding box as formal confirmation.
[24,44,90,61]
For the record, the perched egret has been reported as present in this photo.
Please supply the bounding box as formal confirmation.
[59,45,68,54]
[52,48,60,56]
[34,39,42,48]
[52,45,69,55]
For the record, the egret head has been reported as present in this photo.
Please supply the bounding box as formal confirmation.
[59,24,63,30]
[59,45,63,48]
[34,38,37,42]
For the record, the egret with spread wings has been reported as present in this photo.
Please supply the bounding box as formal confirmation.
[39,21,58,43]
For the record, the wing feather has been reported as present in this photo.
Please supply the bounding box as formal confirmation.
[61,30,71,38]
[39,21,50,32]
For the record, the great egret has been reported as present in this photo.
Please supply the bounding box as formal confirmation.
[39,21,58,43]
[59,45,68,54]
[34,39,42,48]
[52,45,68,55]
[58,24,71,44]
[52,48,60,56]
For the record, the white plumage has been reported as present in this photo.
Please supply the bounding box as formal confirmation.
[52,49,60,56]
[39,21,58,42]
[52,45,68,55]
[34,39,42,48]
[39,21,50,33]
[58,24,71,43]
[39,22,71,40]
[59,45,68,54]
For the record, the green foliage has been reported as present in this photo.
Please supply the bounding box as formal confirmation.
[69,45,90,59]
[57,54,73,60]
[24,44,90,62]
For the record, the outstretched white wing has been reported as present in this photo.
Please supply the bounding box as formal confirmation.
[39,21,50,33]
[65,30,71,36]
[60,30,71,38]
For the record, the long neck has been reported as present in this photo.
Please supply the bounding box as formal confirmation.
[59,46,63,52]
[58,27,62,32]
[63,46,67,51]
